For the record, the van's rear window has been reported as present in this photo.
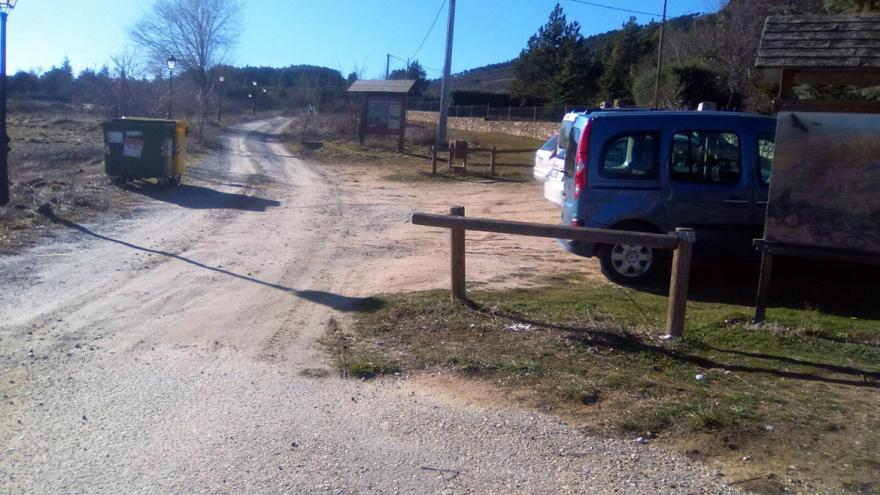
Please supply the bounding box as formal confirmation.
[599,132,659,180]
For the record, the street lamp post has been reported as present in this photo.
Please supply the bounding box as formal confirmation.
[261,88,267,113]
[0,0,18,207]
[217,75,225,122]
[248,93,253,116]
[166,55,177,119]
[251,81,257,115]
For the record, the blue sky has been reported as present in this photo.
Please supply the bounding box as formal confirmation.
[8,0,712,78]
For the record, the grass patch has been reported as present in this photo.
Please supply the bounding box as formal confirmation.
[345,356,401,379]
[335,276,880,493]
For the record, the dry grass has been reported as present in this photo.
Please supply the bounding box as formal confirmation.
[0,113,142,253]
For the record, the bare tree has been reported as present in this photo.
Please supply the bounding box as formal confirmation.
[110,48,148,117]
[129,0,242,139]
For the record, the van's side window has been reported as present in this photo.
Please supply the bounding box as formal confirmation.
[599,132,659,180]
[670,131,741,184]
[563,128,581,178]
[757,133,774,187]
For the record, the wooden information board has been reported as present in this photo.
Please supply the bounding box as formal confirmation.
[766,112,880,256]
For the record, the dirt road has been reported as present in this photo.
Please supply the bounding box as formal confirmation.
[0,119,739,493]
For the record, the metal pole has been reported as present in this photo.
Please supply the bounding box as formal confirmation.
[0,12,9,206]
[218,86,223,122]
[167,69,173,119]
[653,0,668,110]
[385,53,390,80]
[436,0,456,148]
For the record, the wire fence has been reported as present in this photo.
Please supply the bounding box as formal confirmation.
[407,100,588,123]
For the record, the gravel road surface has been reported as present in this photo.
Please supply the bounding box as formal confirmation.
[0,119,740,494]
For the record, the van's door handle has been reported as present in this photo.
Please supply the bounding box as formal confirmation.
[724,198,749,205]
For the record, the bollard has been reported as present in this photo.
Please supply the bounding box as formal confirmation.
[666,228,695,337]
[450,207,466,301]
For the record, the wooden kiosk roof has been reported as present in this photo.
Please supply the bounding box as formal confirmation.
[756,14,880,69]
[347,80,416,94]
[756,14,880,113]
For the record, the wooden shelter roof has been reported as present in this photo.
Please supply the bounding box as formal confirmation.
[756,14,880,69]
[347,80,416,94]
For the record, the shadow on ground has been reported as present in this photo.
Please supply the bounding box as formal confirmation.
[463,298,880,389]
[127,181,280,212]
[633,260,880,321]
[37,206,382,313]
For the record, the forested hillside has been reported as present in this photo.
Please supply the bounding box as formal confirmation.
[428,0,879,112]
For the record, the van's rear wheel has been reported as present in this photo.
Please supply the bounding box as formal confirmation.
[599,240,667,286]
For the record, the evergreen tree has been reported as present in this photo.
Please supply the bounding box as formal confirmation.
[41,57,75,102]
[598,17,646,102]
[511,4,600,105]
[389,60,428,96]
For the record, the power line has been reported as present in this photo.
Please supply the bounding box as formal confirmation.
[411,0,447,61]
[388,54,443,74]
[565,0,661,17]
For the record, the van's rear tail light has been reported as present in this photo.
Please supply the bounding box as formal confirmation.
[573,119,592,199]
[571,219,584,227]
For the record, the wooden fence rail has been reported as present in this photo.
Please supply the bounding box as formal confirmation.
[412,207,696,337]
[430,145,537,175]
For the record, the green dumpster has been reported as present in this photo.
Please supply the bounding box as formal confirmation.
[101,118,188,185]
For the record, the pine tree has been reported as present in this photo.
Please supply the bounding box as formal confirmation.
[598,17,646,102]
[511,4,600,105]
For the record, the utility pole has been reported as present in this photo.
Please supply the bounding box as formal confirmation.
[436,0,456,149]
[0,8,11,206]
[652,0,668,110]
[385,53,391,80]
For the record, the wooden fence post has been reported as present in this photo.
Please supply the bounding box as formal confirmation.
[666,228,695,337]
[448,144,454,171]
[431,145,437,175]
[450,206,466,301]
[754,251,774,323]
[490,146,497,175]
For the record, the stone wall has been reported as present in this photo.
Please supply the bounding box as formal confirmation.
[407,111,557,141]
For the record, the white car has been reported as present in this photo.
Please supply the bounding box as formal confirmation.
[532,133,559,182]
[543,152,565,205]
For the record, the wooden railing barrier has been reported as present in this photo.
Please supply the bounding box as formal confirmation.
[412,207,695,337]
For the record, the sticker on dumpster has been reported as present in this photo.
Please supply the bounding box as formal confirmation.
[123,131,144,158]
[106,131,124,144]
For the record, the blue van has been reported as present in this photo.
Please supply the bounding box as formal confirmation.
[559,110,776,284]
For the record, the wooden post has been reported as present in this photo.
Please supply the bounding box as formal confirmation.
[358,95,367,145]
[507,106,511,121]
[431,145,437,175]
[754,251,774,323]
[398,93,408,154]
[486,104,490,119]
[533,106,538,121]
[450,206,466,301]
[666,228,695,338]
[490,146,497,175]
[448,143,454,171]
[462,142,468,171]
